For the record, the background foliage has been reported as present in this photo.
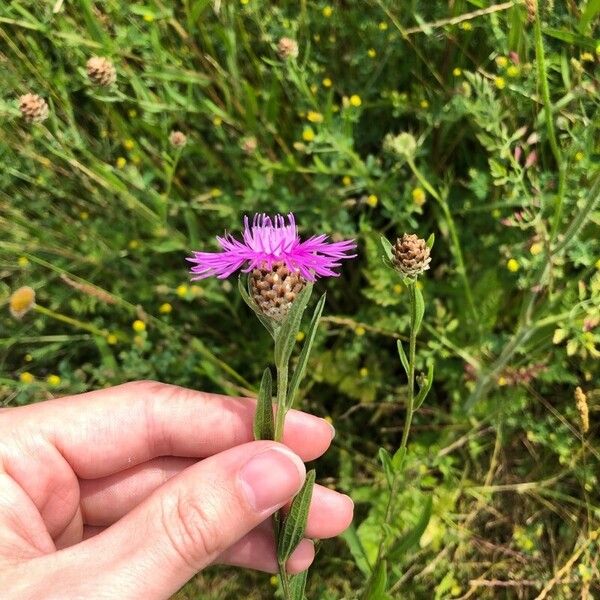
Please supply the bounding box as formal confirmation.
[1,0,599,598]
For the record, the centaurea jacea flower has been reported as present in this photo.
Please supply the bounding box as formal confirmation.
[187,213,356,320]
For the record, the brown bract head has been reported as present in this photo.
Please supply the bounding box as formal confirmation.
[392,233,431,278]
[250,262,307,321]
[18,94,49,123]
[277,37,299,60]
[169,130,187,148]
[86,56,117,86]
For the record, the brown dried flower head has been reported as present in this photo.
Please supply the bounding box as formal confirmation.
[18,94,49,123]
[250,261,306,321]
[575,387,589,433]
[277,37,299,60]
[9,286,36,319]
[86,56,117,86]
[392,233,431,278]
[169,130,187,148]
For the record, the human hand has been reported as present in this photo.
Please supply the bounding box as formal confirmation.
[0,380,353,599]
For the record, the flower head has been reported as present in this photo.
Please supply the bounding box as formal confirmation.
[9,286,36,319]
[187,213,356,283]
[391,234,431,278]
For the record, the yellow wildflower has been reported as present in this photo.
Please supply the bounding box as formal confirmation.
[18,256,29,267]
[452,67,462,77]
[497,376,508,386]
[296,331,305,342]
[595,258,600,270]
[132,319,146,332]
[378,22,388,31]
[310,83,318,94]
[342,176,352,186]
[506,258,519,272]
[496,56,508,68]
[359,367,369,378]
[495,77,506,90]
[322,77,332,88]
[270,575,278,587]
[24,354,32,362]
[143,14,154,22]
[368,48,377,58]
[393,283,403,294]
[307,111,324,123]
[159,302,173,314]
[128,239,140,249]
[116,157,127,169]
[210,187,223,198]
[420,99,429,109]
[530,242,543,256]
[322,6,333,17]
[580,52,594,62]
[412,187,426,206]
[106,334,118,345]
[302,127,315,142]
[349,94,362,107]
[355,326,366,336]
[128,109,137,118]
[176,284,189,297]
[459,22,473,31]
[506,65,520,78]
[19,372,34,384]
[366,194,378,207]
[80,211,89,220]
[213,116,223,126]
[575,151,584,162]
[123,139,135,151]
[46,374,61,387]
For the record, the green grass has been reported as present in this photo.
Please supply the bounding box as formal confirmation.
[1,0,600,598]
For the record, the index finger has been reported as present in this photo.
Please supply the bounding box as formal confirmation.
[8,381,334,478]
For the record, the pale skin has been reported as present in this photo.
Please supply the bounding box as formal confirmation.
[0,380,354,599]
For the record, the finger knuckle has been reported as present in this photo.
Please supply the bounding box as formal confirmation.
[160,490,225,569]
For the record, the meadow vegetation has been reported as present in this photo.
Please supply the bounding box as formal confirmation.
[1,0,599,598]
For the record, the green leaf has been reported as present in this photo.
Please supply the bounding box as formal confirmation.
[426,233,435,249]
[287,292,326,409]
[237,276,275,338]
[364,560,390,600]
[397,340,409,378]
[388,495,433,561]
[274,285,313,369]
[253,368,274,440]
[288,571,308,600]
[378,447,395,488]
[391,447,406,472]
[413,286,425,334]
[341,524,372,577]
[579,0,600,32]
[277,470,316,563]
[380,235,394,261]
[414,362,434,410]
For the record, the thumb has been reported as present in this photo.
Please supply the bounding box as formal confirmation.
[49,441,306,599]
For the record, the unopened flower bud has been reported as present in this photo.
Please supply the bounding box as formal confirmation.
[241,136,257,155]
[392,233,431,278]
[277,37,299,60]
[250,262,307,321]
[169,130,187,147]
[86,56,117,86]
[18,94,49,123]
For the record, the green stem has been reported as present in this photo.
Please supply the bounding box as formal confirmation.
[34,304,108,338]
[407,158,478,333]
[533,8,565,242]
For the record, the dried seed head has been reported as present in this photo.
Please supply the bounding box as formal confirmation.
[525,0,537,22]
[250,261,307,321]
[18,94,49,123]
[86,56,117,86]
[575,387,589,433]
[383,132,417,159]
[241,136,257,155]
[277,37,299,60]
[392,233,431,278]
[169,130,187,148]
[9,286,36,319]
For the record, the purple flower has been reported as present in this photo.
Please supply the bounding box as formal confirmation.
[187,213,356,282]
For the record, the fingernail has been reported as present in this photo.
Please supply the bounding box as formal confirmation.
[324,419,336,440]
[240,447,306,512]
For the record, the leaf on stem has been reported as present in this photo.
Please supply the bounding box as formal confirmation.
[388,495,433,562]
[277,470,316,563]
[288,571,309,600]
[414,362,434,410]
[378,447,395,488]
[397,340,409,378]
[238,276,276,338]
[253,367,274,440]
[413,285,425,334]
[274,284,313,368]
[287,292,326,409]
[364,559,391,600]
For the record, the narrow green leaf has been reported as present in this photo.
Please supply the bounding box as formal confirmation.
[237,276,275,338]
[380,235,394,261]
[378,447,395,488]
[426,233,435,249]
[277,470,316,563]
[414,362,435,410]
[579,0,600,33]
[397,340,409,378]
[391,447,406,472]
[274,285,313,368]
[288,571,308,600]
[253,368,274,440]
[287,292,326,409]
[388,496,433,561]
[364,560,389,600]
[341,524,372,576]
[413,286,425,334]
